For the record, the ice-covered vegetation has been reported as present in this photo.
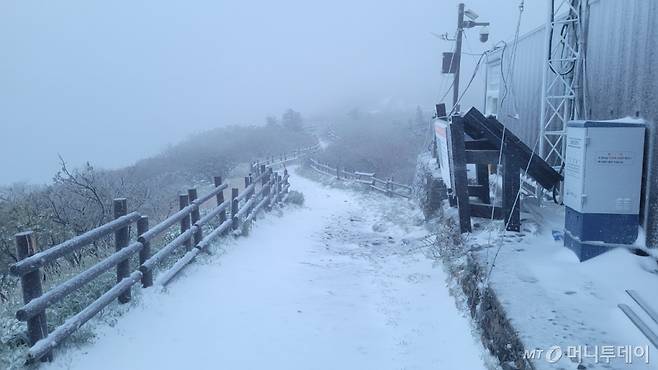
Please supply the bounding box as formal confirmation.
[0,111,314,368]
[314,107,429,184]
[0,104,431,367]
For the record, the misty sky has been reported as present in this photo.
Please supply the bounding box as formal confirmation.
[0,1,545,185]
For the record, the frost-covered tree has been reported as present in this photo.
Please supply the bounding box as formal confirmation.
[281,108,303,131]
[265,115,279,128]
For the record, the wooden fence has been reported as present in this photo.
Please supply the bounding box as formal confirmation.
[8,148,311,363]
[308,158,412,199]
[253,145,320,170]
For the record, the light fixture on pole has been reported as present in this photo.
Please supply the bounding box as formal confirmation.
[440,3,490,113]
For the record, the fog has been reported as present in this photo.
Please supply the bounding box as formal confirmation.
[0,0,545,185]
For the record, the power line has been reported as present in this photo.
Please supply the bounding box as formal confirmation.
[486,132,541,282]
[499,0,525,115]
[449,51,486,115]
[437,30,459,105]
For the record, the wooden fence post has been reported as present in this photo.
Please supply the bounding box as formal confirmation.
[264,168,272,211]
[264,182,271,212]
[137,216,152,287]
[260,165,267,186]
[273,173,279,203]
[245,176,253,215]
[386,179,392,197]
[179,194,191,251]
[188,188,202,246]
[113,198,131,304]
[503,152,521,232]
[448,116,472,233]
[214,176,226,225]
[475,164,491,204]
[15,231,51,361]
[231,188,239,230]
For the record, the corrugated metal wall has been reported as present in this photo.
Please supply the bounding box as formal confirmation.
[586,0,658,246]
[485,0,658,246]
[487,26,545,147]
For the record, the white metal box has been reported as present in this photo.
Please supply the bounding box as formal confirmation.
[564,120,645,215]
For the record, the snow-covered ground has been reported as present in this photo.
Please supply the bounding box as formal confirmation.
[43,168,489,370]
[470,200,658,370]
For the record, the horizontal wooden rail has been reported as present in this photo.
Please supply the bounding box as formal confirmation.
[10,212,141,276]
[191,183,228,207]
[244,197,269,225]
[138,205,195,243]
[139,227,196,274]
[10,145,307,362]
[195,219,233,250]
[28,270,143,362]
[16,241,143,321]
[195,200,230,227]
[236,197,256,219]
[371,184,388,193]
[156,248,200,286]
[236,183,256,202]
[309,158,412,199]
[253,144,320,169]
[390,181,411,190]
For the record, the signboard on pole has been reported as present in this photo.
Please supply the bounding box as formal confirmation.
[434,119,453,189]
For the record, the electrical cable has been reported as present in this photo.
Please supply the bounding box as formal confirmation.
[449,51,486,115]
[547,0,580,76]
[486,132,541,282]
[485,125,507,267]
[438,31,459,105]
[500,0,524,115]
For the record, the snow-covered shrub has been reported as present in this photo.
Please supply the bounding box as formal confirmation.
[0,116,317,368]
[412,152,447,220]
[314,107,427,184]
[0,293,28,370]
[286,190,305,205]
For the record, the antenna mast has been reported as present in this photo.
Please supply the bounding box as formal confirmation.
[539,0,587,168]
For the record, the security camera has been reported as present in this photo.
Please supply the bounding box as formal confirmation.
[464,9,479,20]
[479,26,489,43]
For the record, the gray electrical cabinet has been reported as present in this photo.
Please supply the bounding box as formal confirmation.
[563,120,645,261]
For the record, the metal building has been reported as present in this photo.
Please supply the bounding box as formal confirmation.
[483,0,658,247]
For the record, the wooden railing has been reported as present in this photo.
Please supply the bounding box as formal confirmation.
[8,152,306,363]
[308,159,412,199]
[252,144,320,170]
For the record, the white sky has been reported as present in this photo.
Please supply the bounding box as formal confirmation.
[0,0,546,184]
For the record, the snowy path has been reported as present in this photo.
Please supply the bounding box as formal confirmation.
[45,170,487,370]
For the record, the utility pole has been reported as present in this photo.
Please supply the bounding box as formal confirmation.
[442,3,488,114]
[453,3,465,113]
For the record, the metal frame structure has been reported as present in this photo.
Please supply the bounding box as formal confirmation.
[539,0,588,167]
